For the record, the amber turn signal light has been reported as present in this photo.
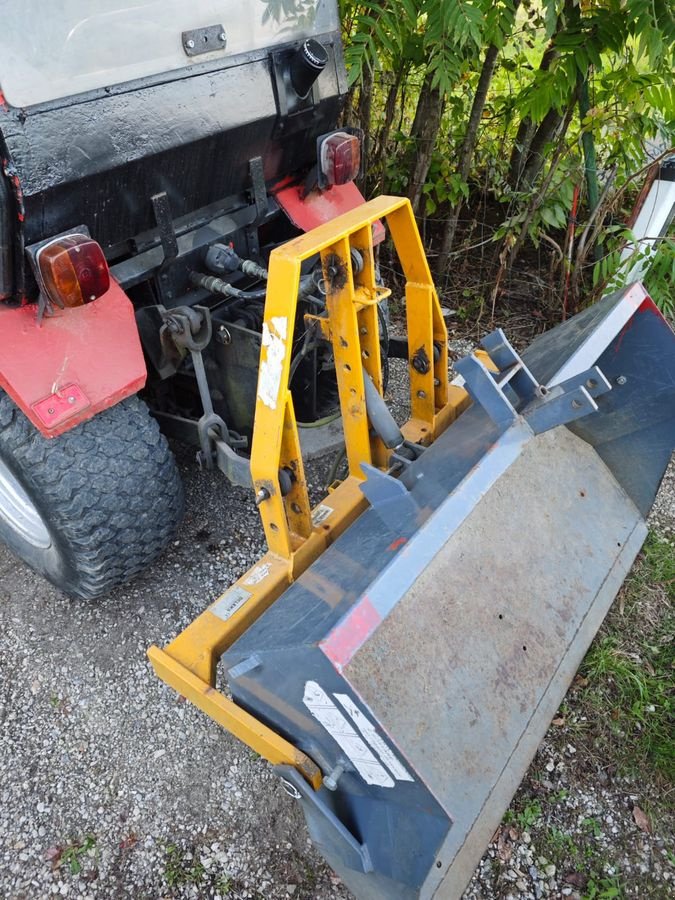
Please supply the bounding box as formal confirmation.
[37,234,110,308]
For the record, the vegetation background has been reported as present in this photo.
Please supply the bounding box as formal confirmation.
[337,0,674,331]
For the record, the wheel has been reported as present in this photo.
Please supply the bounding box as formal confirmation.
[0,392,184,600]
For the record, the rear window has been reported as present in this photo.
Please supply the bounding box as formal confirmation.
[0,0,339,108]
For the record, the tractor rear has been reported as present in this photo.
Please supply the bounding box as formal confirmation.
[0,3,673,898]
[0,1,360,596]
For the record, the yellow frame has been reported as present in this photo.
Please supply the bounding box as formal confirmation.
[148,196,472,789]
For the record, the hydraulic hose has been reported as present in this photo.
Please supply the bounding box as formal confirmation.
[190,271,267,301]
[362,367,404,450]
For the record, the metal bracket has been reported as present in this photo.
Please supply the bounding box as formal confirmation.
[274,766,373,876]
[388,440,426,476]
[455,329,542,430]
[213,435,253,488]
[359,463,420,523]
[197,412,229,465]
[160,305,211,352]
[523,367,611,435]
[455,329,612,435]
[182,25,227,57]
[158,305,254,484]
[151,193,178,262]
[249,157,269,224]
[480,329,540,402]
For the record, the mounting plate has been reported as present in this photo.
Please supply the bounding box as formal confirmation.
[182,25,227,57]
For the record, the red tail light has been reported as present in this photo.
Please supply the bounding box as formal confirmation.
[319,132,361,188]
[37,234,110,308]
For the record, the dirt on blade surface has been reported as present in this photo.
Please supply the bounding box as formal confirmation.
[0,436,673,900]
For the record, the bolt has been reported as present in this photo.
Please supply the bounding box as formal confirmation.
[218,31,227,42]
[255,488,270,507]
[433,377,440,387]
[615,375,627,386]
[417,390,426,399]
[360,327,368,335]
[186,38,195,49]
[67,396,76,404]
[47,407,55,415]
[323,763,345,792]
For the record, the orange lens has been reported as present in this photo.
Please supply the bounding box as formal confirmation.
[38,234,110,308]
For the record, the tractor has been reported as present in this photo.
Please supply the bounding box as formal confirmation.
[1,2,673,898]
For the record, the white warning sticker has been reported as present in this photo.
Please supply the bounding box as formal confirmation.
[303,681,394,788]
[258,316,288,410]
[243,563,271,586]
[335,693,414,782]
[211,586,251,622]
[311,504,334,527]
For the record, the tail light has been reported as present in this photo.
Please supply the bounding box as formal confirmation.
[318,131,362,188]
[37,234,110,308]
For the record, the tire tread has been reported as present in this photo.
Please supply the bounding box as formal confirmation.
[0,393,184,600]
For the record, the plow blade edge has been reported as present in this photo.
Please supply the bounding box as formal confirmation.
[221,284,675,900]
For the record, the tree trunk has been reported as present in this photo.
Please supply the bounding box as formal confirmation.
[357,65,374,176]
[504,102,576,271]
[508,42,559,188]
[371,69,404,187]
[434,42,500,280]
[519,106,566,188]
[407,74,444,215]
[577,72,599,213]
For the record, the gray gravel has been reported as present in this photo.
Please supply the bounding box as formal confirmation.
[0,363,672,898]
[648,455,675,537]
[0,444,350,900]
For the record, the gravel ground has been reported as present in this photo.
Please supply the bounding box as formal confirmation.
[0,357,672,900]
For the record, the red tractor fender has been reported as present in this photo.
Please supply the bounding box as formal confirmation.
[0,279,146,438]
[274,181,386,244]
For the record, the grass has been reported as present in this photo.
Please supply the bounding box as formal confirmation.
[504,799,543,831]
[584,874,624,899]
[162,842,239,896]
[60,834,96,875]
[493,531,673,899]
[579,532,674,784]
[163,843,205,888]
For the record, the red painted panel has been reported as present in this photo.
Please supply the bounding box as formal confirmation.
[275,181,386,244]
[0,279,146,437]
[320,596,382,673]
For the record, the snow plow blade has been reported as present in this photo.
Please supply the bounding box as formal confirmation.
[149,198,675,900]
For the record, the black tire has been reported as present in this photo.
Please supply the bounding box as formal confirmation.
[0,392,184,600]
